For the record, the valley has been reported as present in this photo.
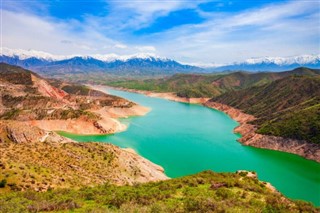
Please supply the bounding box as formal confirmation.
[2,0,320,211]
[99,68,320,161]
[1,63,319,211]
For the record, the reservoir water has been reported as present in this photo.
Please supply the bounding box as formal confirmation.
[61,88,320,206]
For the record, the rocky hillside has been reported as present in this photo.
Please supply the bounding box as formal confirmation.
[0,63,167,193]
[106,67,320,98]
[0,122,167,192]
[211,75,320,144]
[0,63,149,135]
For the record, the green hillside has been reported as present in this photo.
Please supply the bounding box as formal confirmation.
[106,67,320,98]
[211,75,320,143]
[1,171,318,212]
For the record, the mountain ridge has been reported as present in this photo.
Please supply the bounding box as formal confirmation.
[1,48,319,74]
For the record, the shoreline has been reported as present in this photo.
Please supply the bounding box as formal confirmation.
[103,86,320,163]
[28,90,150,136]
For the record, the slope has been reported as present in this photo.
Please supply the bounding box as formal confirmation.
[0,63,167,192]
[210,75,320,144]
[1,171,318,212]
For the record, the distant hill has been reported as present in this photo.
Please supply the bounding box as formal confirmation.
[210,75,320,144]
[107,67,320,98]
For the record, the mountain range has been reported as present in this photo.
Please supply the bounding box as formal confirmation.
[212,55,320,72]
[1,48,319,75]
[0,48,201,76]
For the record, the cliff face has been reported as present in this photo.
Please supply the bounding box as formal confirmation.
[204,101,320,163]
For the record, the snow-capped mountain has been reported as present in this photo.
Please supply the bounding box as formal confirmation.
[213,55,320,71]
[1,48,319,74]
[243,55,320,65]
[0,47,200,76]
[0,47,168,62]
[1,47,71,61]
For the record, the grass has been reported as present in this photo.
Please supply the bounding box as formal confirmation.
[0,171,318,212]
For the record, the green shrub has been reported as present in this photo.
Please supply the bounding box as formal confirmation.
[0,179,7,188]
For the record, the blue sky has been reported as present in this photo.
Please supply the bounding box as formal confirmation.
[1,0,320,65]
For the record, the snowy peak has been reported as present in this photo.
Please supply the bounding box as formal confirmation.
[0,47,166,62]
[0,47,199,75]
[242,55,320,66]
[0,47,72,61]
[212,54,320,71]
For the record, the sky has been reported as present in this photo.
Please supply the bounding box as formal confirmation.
[1,0,320,65]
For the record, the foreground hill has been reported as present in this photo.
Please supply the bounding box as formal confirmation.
[1,170,318,212]
[0,132,167,191]
[107,67,320,98]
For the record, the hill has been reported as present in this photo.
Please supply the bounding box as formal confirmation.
[0,63,167,191]
[0,63,150,134]
[1,170,318,212]
[106,67,320,98]
[210,75,320,144]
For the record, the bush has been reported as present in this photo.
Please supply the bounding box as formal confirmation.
[0,179,7,188]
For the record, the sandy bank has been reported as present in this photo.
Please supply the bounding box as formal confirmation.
[27,104,149,135]
[27,88,150,135]
[27,117,126,135]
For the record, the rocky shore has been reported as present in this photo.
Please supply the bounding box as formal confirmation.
[204,101,320,163]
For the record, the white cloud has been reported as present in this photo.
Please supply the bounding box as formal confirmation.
[105,0,207,30]
[135,46,156,52]
[1,0,319,64]
[114,44,128,49]
[1,9,152,56]
[150,0,320,63]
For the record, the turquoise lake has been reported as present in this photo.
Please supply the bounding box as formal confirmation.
[61,88,320,206]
